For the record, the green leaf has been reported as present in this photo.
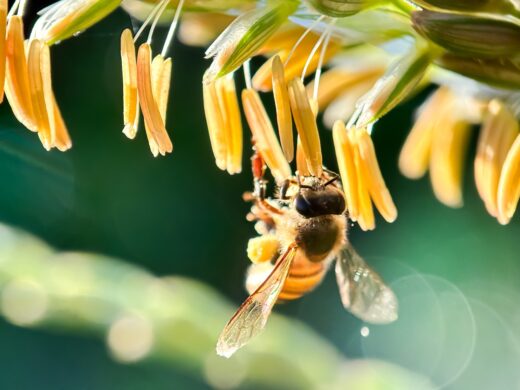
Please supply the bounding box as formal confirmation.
[412,10,520,59]
[41,0,122,45]
[204,1,298,81]
[356,44,433,126]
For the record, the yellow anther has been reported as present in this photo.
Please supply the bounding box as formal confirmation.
[120,28,139,139]
[136,43,173,157]
[287,78,322,177]
[272,55,293,162]
[242,88,291,183]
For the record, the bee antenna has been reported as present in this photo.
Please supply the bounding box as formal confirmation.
[323,176,339,187]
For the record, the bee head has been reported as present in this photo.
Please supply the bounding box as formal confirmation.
[294,181,346,218]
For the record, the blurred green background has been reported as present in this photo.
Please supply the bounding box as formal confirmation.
[0,2,519,389]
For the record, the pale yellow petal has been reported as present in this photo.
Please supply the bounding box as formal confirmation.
[497,134,520,225]
[474,99,518,217]
[242,88,291,183]
[272,55,293,162]
[357,129,397,223]
[288,78,322,177]
[120,28,139,139]
[136,43,172,157]
[332,120,359,221]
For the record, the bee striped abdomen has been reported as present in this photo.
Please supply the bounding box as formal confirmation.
[278,252,327,301]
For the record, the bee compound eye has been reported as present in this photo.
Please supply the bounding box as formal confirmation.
[295,194,315,218]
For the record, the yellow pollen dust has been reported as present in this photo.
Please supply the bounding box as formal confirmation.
[136,43,173,157]
[120,29,139,139]
[242,88,291,183]
[271,55,293,162]
[287,78,322,177]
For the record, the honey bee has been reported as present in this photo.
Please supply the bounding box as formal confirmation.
[216,153,398,358]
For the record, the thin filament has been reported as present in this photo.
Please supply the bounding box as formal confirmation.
[313,22,335,102]
[243,60,252,90]
[161,0,185,57]
[284,15,325,67]
[8,0,20,18]
[147,0,170,44]
[133,0,168,42]
[301,26,329,81]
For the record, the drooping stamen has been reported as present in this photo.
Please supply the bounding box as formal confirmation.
[27,39,52,149]
[350,129,375,231]
[357,129,397,223]
[429,112,471,208]
[399,87,450,179]
[50,92,72,151]
[272,55,293,162]
[332,120,359,221]
[39,42,71,151]
[475,100,518,217]
[0,0,7,103]
[121,28,139,139]
[242,88,291,183]
[216,75,242,175]
[150,54,171,123]
[296,137,310,176]
[161,0,185,57]
[497,134,520,225]
[288,78,322,177]
[5,16,36,131]
[203,71,227,170]
[136,43,173,157]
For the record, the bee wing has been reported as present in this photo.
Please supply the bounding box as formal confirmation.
[335,243,398,324]
[216,245,298,358]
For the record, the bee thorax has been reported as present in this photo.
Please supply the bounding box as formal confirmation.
[295,215,345,263]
